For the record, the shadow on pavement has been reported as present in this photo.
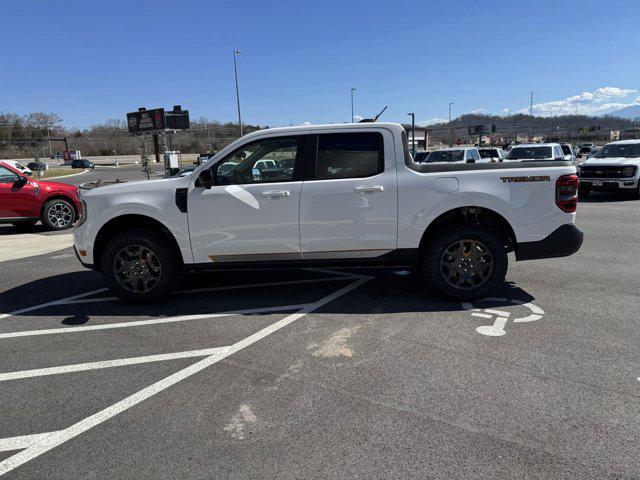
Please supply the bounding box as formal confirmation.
[0,267,536,320]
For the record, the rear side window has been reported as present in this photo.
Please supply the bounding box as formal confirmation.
[312,132,383,180]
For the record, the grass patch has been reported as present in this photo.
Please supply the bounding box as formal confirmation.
[35,168,84,179]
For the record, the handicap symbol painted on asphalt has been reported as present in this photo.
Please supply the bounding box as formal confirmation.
[461,297,545,337]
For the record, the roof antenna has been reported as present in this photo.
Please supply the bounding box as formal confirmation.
[359,105,388,123]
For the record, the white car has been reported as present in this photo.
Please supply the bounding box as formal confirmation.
[576,140,640,198]
[74,122,582,303]
[3,160,32,176]
[505,143,567,162]
[478,148,506,162]
[424,147,485,163]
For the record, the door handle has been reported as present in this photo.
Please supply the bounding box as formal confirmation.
[354,185,384,193]
[261,190,291,198]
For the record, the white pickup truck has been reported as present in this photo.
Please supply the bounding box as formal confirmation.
[73,122,583,303]
[576,140,640,198]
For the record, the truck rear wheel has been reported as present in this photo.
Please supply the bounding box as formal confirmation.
[100,228,179,304]
[422,224,507,301]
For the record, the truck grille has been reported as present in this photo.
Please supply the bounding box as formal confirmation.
[578,165,636,178]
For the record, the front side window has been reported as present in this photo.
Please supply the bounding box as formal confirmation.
[0,166,19,183]
[313,132,383,180]
[478,149,497,159]
[214,137,300,185]
[506,146,552,160]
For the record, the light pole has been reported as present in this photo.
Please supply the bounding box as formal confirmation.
[351,88,356,123]
[407,112,415,153]
[233,49,243,137]
[448,102,454,146]
[529,91,534,116]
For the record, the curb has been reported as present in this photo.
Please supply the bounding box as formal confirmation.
[43,169,89,180]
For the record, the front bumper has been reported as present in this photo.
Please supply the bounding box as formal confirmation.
[516,224,583,261]
[74,246,95,269]
[579,177,638,190]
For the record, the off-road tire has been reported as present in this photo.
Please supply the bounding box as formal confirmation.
[100,228,180,304]
[421,224,507,301]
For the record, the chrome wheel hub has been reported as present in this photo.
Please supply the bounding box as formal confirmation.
[47,202,72,228]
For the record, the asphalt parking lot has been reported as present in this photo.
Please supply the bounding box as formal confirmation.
[0,169,639,478]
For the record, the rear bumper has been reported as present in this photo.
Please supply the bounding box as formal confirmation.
[516,224,583,261]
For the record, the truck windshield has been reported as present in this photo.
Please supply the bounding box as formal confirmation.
[426,150,465,163]
[594,143,640,158]
[506,147,552,160]
[561,145,572,155]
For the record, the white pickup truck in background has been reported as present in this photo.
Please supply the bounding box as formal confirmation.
[73,123,583,303]
[576,140,640,198]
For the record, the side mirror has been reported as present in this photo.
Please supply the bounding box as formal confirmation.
[13,176,27,188]
[196,169,214,189]
[466,158,476,164]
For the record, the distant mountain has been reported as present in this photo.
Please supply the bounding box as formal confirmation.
[604,105,640,120]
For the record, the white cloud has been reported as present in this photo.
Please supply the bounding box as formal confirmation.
[353,115,363,122]
[521,86,638,116]
[301,121,312,125]
[416,118,447,127]
[469,108,488,114]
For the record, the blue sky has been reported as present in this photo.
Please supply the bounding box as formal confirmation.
[3,0,640,128]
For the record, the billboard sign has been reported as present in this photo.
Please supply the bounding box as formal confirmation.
[127,108,165,134]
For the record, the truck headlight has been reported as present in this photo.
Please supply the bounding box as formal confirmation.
[623,166,637,177]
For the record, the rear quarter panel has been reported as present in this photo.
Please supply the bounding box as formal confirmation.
[396,163,577,248]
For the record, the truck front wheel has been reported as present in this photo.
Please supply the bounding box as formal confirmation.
[100,228,179,304]
[422,224,507,301]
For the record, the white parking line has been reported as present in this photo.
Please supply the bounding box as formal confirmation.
[0,431,62,452]
[0,303,311,339]
[0,346,232,382]
[0,274,371,476]
[0,276,358,319]
[0,288,108,320]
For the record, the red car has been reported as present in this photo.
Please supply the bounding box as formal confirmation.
[0,161,82,230]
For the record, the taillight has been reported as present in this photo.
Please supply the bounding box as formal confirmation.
[556,174,578,213]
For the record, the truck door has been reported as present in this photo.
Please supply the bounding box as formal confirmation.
[0,166,38,218]
[188,134,308,264]
[299,129,398,258]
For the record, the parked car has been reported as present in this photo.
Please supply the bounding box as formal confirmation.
[73,122,582,304]
[27,161,47,171]
[0,162,81,230]
[478,148,505,162]
[576,140,640,198]
[413,151,431,163]
[505,143,567,161]
[586,148,600,159]
[2,160,32,176]
[71,159,95,169]
[424,147,485,163]
[576,144,596,158]
[559,143,576,161]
